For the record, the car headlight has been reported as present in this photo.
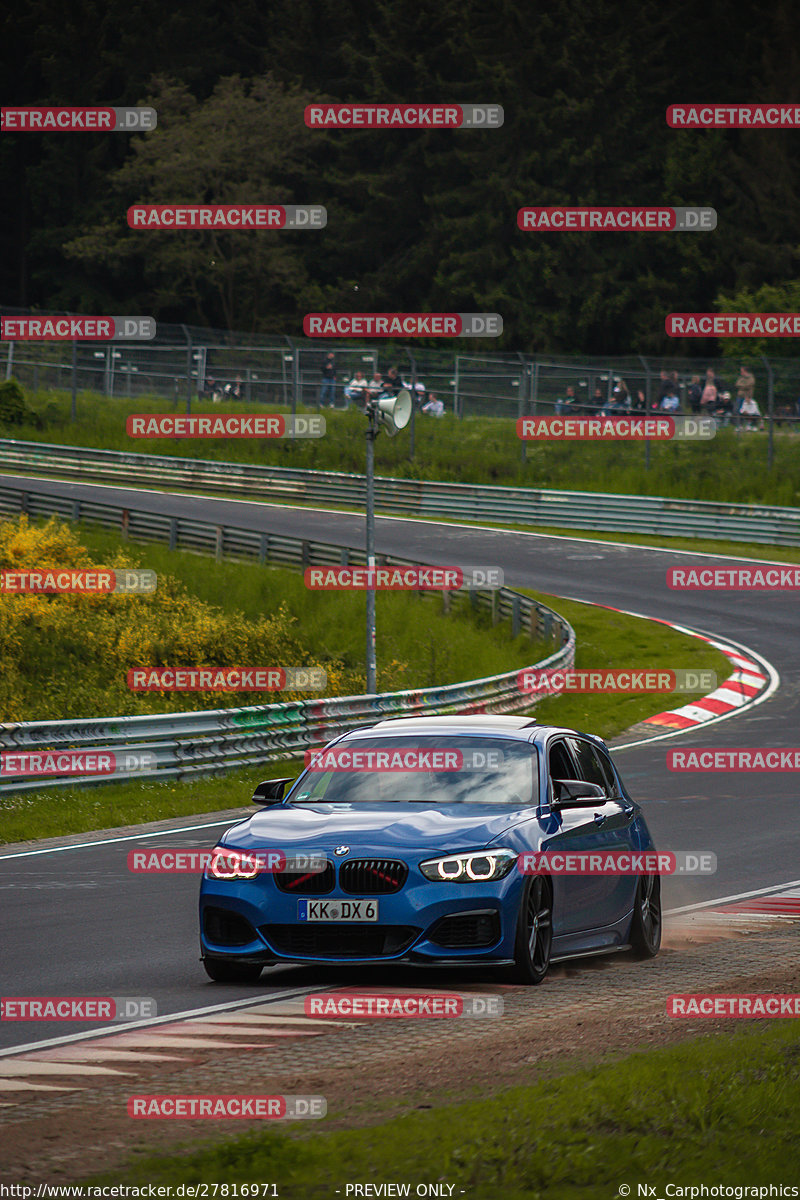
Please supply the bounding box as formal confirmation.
[206,847,260,880]
[419,848,517,883]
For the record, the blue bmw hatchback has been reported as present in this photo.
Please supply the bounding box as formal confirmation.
[199,716,661,985]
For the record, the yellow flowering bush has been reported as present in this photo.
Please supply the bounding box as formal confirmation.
[0,516,366,720]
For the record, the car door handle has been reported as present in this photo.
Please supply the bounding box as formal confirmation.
[593,812,606,825]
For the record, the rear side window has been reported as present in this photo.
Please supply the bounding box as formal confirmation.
[548,739,575,781]
[565,737,609,790]
[594,746,619,793]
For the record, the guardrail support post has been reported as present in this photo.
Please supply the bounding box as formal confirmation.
[72,500,81,522]
[20,491,29,515]
[215,526,224,561]
[121,509,129,541]
[491,590,499,625]
[340,546,349,565]
[512,596,521,638]
[442,589,451,614]
[169,518,178,551]
[259,533,269,563]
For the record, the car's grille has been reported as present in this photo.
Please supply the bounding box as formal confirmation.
[274,862,335,895]
[339,858,408,894]
[203,906,258,947]
[261,924,420,958]
[428,911,501,949]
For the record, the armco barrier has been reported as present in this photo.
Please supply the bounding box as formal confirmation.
[0,481,574,795]
[1,438,799,545]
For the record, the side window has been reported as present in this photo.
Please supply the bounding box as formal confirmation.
[565,737,609,790]
[548,739,575,781]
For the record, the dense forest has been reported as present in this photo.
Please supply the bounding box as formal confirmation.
[2,0,800,353]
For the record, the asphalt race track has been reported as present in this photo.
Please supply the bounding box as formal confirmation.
[1,473,797,1051]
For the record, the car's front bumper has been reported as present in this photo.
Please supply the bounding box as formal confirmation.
[199,869,524,965]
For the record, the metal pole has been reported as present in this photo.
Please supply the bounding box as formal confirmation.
[760,354,774,470]
[405,348,416,461]
[70,340,77,421]
[454,355,462,419]
[517,352,527,464]
[638,355,651,470]
[365,416,377,694]
[5,341,14,381]
[180,324,192,413]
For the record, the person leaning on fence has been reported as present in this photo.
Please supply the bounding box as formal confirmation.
[587,386,605,414]
[367,371,383,400]
[660,377,681,413]
[740,394,763,431]
[344,371,369,408]
[382,366,404,396]
[422,393,444,417]
[712,390,734,426]
[555,384,578,415]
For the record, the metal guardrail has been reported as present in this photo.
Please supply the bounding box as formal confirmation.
[1,438,799,545]
[0,480,575,795]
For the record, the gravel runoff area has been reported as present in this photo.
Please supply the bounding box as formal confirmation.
[1,911,797,1182]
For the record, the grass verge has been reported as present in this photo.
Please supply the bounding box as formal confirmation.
[9,385,800,505]
[89,1019,800,1197]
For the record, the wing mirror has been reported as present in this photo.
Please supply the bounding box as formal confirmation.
[552,779,606,808]
[252,777,293,806]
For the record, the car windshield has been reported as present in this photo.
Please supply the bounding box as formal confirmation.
[289,736,538,807]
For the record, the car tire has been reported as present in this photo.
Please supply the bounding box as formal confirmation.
[203,957,264,983]
[628,872,662,958]
[511,874,553,984]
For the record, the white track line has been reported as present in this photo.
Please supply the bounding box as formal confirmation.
[0,817,243,861]
[0,984,326,1060]
[665,878,800,916]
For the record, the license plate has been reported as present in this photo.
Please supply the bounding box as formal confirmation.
[298,899,378,922]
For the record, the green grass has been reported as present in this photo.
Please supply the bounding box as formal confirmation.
[74,522,551,694]
[86,1020,800,1196]
[520,590,729,739]
[9,385,800,506]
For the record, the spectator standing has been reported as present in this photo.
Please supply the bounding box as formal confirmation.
[687,375,702,413]
[633,388,647,411]
[320,353,337,408]
[735,364,756,415]
[700,372,719,413]
[382,366,403,396]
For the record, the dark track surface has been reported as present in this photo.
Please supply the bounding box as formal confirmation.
[1,474,796,1049]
